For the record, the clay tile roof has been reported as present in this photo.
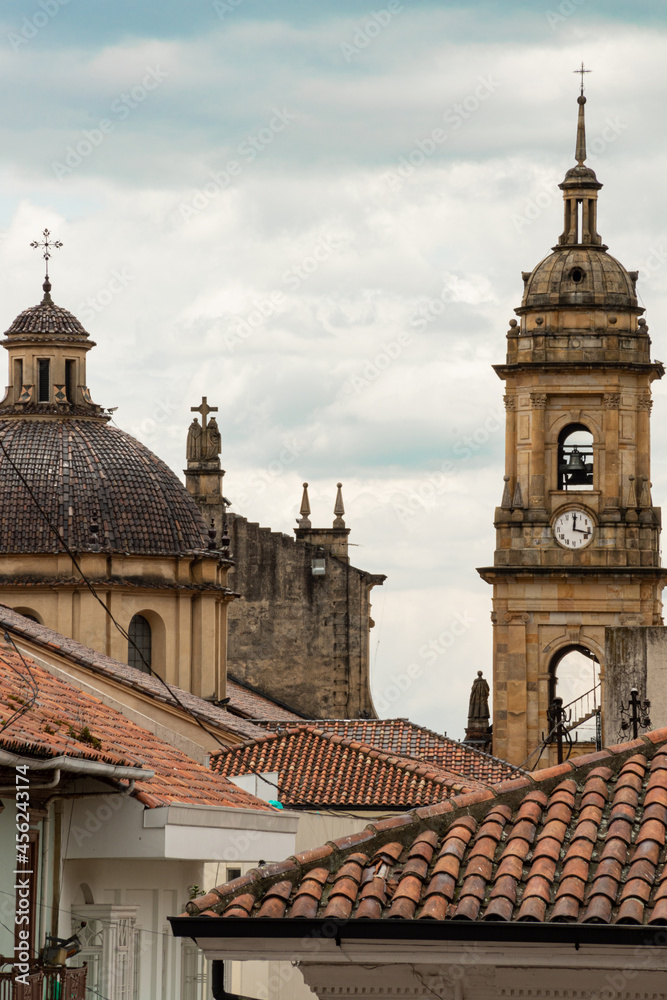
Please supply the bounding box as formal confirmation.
[0,418,210,555]
[211,726,494,808]
[257,718,519,785]
[0,606,265,742]
[186,732,667,926]
[0,637,271,811]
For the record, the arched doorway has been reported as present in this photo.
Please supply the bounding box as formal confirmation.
[549,644,601,744]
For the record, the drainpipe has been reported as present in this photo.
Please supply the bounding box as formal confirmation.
[211,961,265,1000]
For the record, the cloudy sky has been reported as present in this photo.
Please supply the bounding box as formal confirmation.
[1,0,667,740]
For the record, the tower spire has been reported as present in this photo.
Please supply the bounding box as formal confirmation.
[575,92,587,165]
[573,62,591,165]
[557,74,603,248]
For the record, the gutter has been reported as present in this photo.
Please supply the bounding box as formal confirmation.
[0,749,153,789]
[168,915,667,948]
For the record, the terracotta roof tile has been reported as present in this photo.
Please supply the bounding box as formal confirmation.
[257,718,519,785]
[0,640,271,811]
[0,606,266,743]
[186,730,667,926]
[212,727,492,808]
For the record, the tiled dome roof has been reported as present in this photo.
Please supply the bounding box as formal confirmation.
[522,247,638,310]
[4,299,90,339]
[0,419,209,555]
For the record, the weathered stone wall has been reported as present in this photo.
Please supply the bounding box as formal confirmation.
[225,513,384,718]
[605,625,667,741]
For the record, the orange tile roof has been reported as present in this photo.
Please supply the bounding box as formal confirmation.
[0,637,271,811]
[0,605,268,741]
[258,718,518,784]
[211,726,491,808]
[187,730,667,924]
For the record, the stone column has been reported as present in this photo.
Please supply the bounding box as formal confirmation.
[603,393,620,514]
[529,392,547,510]
[637,390,652,483]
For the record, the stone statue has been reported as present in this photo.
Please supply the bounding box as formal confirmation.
[468,670,490,726]
[187,418,202,461]
[203,417,222,460]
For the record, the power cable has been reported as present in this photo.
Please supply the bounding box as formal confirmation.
[0,434,231,753]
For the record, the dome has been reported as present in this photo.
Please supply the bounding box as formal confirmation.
[521,247,638,311]
[4,301,89,340]
[0,419,209,555]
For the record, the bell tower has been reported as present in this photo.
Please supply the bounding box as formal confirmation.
[478,89,666,768]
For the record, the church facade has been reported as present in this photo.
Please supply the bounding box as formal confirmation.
[479,92,666,767]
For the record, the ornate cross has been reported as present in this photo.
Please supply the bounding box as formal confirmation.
[191,396,218,429]
[30,228,63,278]
[573,61,591,95]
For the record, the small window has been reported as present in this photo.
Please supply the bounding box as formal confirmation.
[14,359,23,398]
[37,359,50,403]
[570,267,585,284]
[558,424,594,491]
[226,867,242,883]
[128,614,151,672]
[65,360,76,403]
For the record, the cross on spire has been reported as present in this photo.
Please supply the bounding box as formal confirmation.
[30,228,63,279]
[573,61,591,95]
[191,396,218,429]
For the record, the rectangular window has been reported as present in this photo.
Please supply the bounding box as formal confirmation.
[14,358,23,399]
[65,359,76,403]
[37,359,50,403]
[226,867,242,882]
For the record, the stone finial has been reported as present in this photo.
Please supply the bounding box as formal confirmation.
[333,482,345,529]
[501,475,512,509]
[639,475,652,508]
[297,483,311,529]
[512,480,524,510]
[207,519,217,551]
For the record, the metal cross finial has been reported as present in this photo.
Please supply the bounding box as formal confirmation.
[191,396,218,430]
[30,228,63,279]
[573,61,591,95]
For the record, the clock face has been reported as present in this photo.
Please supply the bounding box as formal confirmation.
[553,508,595,550]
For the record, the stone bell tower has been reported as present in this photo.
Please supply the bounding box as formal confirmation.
[478,88,666,768]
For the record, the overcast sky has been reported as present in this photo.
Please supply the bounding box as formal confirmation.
[2,0,667,740]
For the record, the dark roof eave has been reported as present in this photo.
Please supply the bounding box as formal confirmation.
[168,915,667,947]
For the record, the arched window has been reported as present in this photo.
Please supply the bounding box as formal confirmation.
[558,424,594,491]
[128,614,152,672]
[549,645,601,743]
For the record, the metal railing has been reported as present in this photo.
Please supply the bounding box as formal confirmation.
[0,966,86,1000]
[560,682,601,733]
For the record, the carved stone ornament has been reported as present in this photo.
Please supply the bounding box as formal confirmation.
[530,392,547,409]
[604,393,621,409]
[638,391,653,412]
[504,395,516,411]
[504,612,530,624]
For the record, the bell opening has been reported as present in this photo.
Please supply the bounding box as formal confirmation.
[558,424,594,491]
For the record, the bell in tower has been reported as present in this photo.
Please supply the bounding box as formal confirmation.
[478,77,665,769]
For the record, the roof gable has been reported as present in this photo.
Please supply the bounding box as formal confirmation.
[212,726,495,808]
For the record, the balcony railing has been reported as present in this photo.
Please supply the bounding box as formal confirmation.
[0,966,86,1000]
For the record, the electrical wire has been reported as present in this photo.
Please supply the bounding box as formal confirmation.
[0,633,39,734]
[0,434,232,753]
